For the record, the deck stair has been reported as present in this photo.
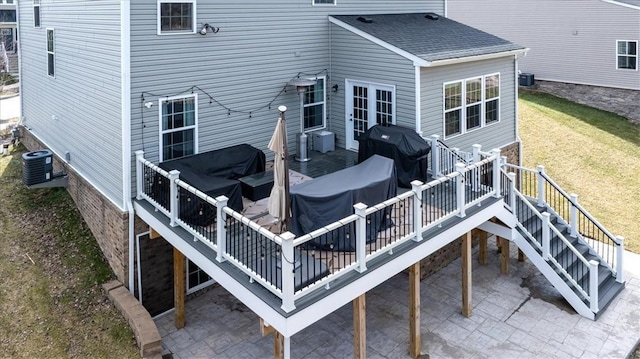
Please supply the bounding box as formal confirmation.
[496,164,625,320]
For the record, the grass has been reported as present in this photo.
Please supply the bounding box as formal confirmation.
[519,91,640,253]
[0,143,139,358]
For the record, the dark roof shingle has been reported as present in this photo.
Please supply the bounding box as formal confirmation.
[331,13,525,62]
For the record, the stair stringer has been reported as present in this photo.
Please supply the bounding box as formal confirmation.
[486,208,596,320]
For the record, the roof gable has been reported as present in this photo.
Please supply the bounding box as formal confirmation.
[330,13,525,64]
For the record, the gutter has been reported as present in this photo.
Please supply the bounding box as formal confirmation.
[120,0,135,294]
[425,48,530,68]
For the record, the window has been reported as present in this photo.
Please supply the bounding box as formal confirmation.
[186,259,214,293]
[617,40,637,70]
[157,0,195,35]
[443,73,500,138]
[303,77,326,132]
[485,74,500,124]
[313,0,336,5]
[444,82,462,137]
[160,95,197,161]
[46,29,54,77]
[33,0,40,28]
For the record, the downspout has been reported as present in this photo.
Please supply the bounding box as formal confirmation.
[16,0,22,122]
[414,65,422,136]
[444,0,448,17]
[120,0,135,295]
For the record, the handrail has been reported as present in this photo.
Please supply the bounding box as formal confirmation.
[539,172,620,245]
[437,139,469,163]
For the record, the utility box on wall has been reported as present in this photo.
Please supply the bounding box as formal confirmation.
[312,130,335,153]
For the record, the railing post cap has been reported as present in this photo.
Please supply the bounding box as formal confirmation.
[135,150,145,156]
[215,195,229,203]
[616,235,625,242]
[507,172,516,179]
[168,169,180,176]
[570,193,579,199]
[491,148,501,154]
[431,134,440,139]
[353,202,368,211]
[410,180,423,187]
[279,231,296,241]
[537,165,545,171]
[472,144,482,149]
[589,259,600,266]
[542,212,551,218]
[454,162,466,169]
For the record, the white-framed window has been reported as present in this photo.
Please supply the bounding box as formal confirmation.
[443,73,500,138]
[303,76,326,132]
[33,0,40,27]
[46,28,54,77]
[617,40,637,70]
[186,259,214,294]
[159,94,198,161]
[312,0,336,5]
[157,0,196,35]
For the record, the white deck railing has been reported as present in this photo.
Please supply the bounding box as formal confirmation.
[135,149,502,312]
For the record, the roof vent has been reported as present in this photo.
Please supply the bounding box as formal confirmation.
[425,13,439,20]
[357,16,373,24]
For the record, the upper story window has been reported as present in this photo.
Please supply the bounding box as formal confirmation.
[617,40,637,70]
[313,0,336,5]
[160,94,198,161]
[157,0,196,35]
[33,0,40,28]
[46,28,54,77]
[303,77,326,132]
[443,73,500,138]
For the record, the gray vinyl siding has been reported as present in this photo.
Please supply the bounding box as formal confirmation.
[421,57,517,152]
[328,23,416,149]
[129,0,444,163]
[447,0,640,90]
[18,0,124,207]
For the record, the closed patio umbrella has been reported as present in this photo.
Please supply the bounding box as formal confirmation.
[268,106,291,231]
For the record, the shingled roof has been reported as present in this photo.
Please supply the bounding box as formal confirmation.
[330,13,525,63]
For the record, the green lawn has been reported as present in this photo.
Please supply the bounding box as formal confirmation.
[519,91,640,253]
[0,144,139,358]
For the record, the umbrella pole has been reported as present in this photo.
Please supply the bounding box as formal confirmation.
[279,108,292,232]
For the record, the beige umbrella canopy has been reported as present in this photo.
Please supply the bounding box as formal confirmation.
[268,106,291,231]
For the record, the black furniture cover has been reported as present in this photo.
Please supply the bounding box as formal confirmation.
[357,124,430,188]
[290,155,397,251]
[156,144,266,226]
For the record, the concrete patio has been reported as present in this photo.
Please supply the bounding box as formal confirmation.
[155,238,640,358]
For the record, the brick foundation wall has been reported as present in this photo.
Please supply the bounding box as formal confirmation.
[136,234,174,317]
[20,127,130,284]
[499,141,520,166]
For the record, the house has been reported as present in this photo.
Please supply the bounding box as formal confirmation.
[16,0,625,357]
[0,0,17,74]
[446,0,640,91]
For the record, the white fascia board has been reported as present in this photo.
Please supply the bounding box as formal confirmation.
[426,48,530,68]
[328,17,430,67]
[600,0,640,10]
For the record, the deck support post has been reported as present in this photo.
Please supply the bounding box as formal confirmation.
[537,165,545,207]
[477,229,488,265]
[149,227,161,239]
[353,294,366,359]
[354,203,368,273]
[168,169,180,227]
[616,236,625,283]
[215,196,229,263]
[430,134,440,177]
[491,149,501,198]
[173,247,185,329]
[500,237,509,274]
[462,231,472,317]
[455,163,466,218]
[411,180,423,241]
[274,331,284,359]
[135,150,144,200]
[409,262,421,358]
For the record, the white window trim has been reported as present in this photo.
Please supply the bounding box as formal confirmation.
[33,0,40,28]
[157,0,197,36]
[312,0,337,6]
[158,93,199,162]
[186,259,215,294]
[442,73,501,140]
[303,75,327,133]
[46,28,54,78]
[616,40,638,71]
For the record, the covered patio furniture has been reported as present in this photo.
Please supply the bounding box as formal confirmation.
[357,124,430,188]
[290,155,397,251]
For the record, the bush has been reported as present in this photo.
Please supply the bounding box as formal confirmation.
[0,72,17,85]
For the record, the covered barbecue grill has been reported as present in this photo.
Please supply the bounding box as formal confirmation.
[357,124,430,188]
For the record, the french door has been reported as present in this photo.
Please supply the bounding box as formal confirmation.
[345,80,396,150]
